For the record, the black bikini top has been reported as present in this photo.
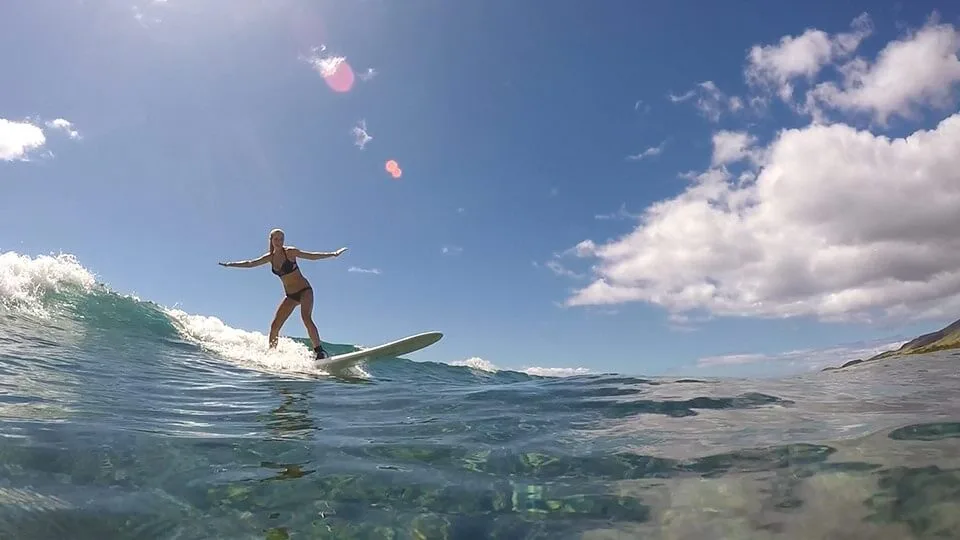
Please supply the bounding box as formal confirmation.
[271,248,299,277]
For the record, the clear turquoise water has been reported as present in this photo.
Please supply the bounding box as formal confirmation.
[2,251,960,539]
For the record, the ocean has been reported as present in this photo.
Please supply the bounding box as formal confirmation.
[1,250,959,540]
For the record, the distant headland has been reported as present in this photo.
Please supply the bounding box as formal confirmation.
[822,318,960,371]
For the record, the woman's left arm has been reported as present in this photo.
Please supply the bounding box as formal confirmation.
[290,247,348,260]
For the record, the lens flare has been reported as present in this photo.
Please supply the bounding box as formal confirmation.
[317,55,355,93]
[385,160,402,179]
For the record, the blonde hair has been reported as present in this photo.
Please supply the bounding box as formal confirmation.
[268,228,284,256]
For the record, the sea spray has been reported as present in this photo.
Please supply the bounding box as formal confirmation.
[0,251,96,316]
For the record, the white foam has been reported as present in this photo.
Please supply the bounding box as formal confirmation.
[449,356,591,377]
[163,308,323,376]
[0,251,97,316]
[520,366,592,377]
[450,356,500,373]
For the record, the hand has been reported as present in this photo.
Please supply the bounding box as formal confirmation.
[333,247,348,257]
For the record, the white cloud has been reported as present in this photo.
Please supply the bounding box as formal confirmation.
[441,245,463,255]
[565,111,960,322]
[544,259,584,279]
[668,81,743,122]
[0,117,82,162]
[697,339,908,371]
[564,240,596,258]
[131,0,165,27]
[0,119,46,161]
[595,203,641,221]
[351,120,372,149]
[745,13,873,102]
[697,352,768,368]
[666,311,713,332]
[668,89,695,103]
[626,140,666,161]
[348,266,381,275]
[710,130,760,167]
[634,99,651,114]
[805,17,960,125]
[742,13,960,124]
[563,14,960,325]
[45,119,80,140]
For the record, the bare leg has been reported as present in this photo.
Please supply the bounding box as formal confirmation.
[298,288,322,349]
[268,297,298,348]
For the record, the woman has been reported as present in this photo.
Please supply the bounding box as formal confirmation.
[219,228,347,360]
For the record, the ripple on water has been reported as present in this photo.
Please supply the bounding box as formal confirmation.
[2,291,960,538]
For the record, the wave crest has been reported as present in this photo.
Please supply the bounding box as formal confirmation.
[0,251,97,316]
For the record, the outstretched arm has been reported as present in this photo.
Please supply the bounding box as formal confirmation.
[219,253,270,268]
[290,247,348,261]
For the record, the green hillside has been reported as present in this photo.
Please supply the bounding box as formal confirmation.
[822,318,960,371]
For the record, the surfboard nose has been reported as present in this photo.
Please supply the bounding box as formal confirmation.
[317,330,444,373]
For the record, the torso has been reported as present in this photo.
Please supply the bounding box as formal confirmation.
[271,247,310,293]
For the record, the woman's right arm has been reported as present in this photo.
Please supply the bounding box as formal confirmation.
[219,253,270,268]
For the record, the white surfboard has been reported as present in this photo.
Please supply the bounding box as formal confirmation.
[316,331,443,372]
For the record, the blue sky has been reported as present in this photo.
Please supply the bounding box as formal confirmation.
[2,0,960,377]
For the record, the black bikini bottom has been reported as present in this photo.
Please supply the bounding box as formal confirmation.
[285,286,312,303]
